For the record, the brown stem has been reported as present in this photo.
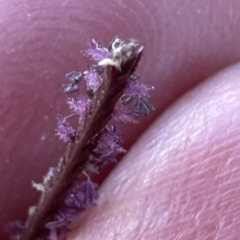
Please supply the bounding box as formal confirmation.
[20,39,143,240]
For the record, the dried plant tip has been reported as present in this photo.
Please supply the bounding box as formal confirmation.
[133,97,156,116]
[98,37,144,70]
[108,36,123,51]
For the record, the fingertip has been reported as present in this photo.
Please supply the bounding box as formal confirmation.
[68,62,240,239]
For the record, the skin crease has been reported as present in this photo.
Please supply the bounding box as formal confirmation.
[1,0,240,239]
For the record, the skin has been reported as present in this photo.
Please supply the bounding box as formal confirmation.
[1,0,240,239]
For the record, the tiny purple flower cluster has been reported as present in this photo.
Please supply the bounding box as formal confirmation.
[120,73,154,116]
[67,95,91,118]
[112,106,139,123]
[84,66,103,97]
[82,39,110,61]
[89,125,126,168]
[55,115,76,142]
[45,180,98,239]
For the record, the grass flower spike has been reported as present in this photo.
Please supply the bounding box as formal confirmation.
[8,37,155,240]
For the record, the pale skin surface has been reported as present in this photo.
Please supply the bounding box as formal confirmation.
[1,0,240,239]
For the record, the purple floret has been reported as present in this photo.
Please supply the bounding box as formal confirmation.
[67,95,91,118]
[124,81,153,98]
[112,106,139,124]
[90,149,118,167]
[64,180,98,210]
[84,67,102,98]
[44,180,98,239]
[82,39,110,61]
[55,115,76,142]
[97,125,125,153]
[89,125,126,168]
